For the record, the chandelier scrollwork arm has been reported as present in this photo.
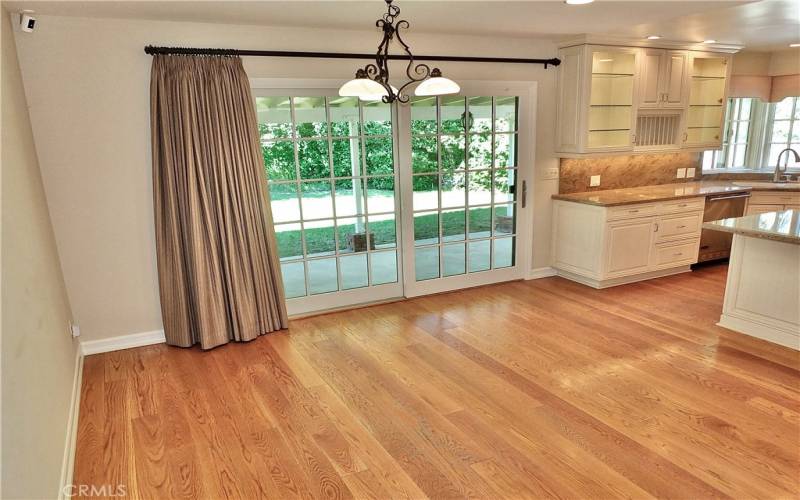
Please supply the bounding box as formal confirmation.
[345,0,453,104]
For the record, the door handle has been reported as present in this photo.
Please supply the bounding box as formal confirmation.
[521,180,527,208]
[707,193,751,201]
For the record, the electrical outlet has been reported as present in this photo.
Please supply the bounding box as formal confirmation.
[70,322,81,338]
[590,175,601,187]
[543,167,559,180]
[676,168,687,179]
[687,167,696,178]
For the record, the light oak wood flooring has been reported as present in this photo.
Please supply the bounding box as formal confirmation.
[73,264,800,499]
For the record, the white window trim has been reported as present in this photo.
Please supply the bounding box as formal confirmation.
[703,96,799,172]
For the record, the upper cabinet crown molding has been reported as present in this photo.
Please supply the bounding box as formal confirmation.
[557,34,743,54]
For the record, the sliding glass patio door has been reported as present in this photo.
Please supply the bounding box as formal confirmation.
[254,82,534,314]
[397,83,532,297]
[255,91,403,315]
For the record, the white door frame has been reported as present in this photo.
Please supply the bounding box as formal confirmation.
[251,78,537,310]
[398,80,537,297]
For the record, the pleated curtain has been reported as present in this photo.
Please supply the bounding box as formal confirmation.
[150,54,288,349]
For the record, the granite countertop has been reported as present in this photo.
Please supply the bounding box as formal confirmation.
[552,181,800,207]
[702,209,800,245]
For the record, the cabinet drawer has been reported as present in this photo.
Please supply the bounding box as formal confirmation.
[660,197,704,214]
[746,204,784,215]
[656,213,702,241]
[607,203,659,221]
[653,239,699,268]
[749,191,800,206]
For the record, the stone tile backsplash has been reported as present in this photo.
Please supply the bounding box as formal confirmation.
[559,153,702,194]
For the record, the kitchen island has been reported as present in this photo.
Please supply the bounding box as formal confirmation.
[703,209,800,350]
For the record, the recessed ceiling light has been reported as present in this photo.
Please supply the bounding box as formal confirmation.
[703,39,717,44]
[646,35,662,40]
[565,0,594,4]
[790,43,800,48]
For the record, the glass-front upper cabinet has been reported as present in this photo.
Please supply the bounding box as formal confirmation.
[684,53,730,149]
[587,47,638,151]
[555,44,639,154]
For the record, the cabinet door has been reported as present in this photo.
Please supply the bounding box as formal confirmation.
[662,51,688,109]
[684,53,729,149]
[638,49,664,109]
[586,46,638,152]
[555,46,584,153]
[604,219,654,277]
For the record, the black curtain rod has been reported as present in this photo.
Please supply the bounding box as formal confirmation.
[143,45,561,68]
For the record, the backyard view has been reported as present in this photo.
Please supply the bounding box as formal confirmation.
[258,95,518,298]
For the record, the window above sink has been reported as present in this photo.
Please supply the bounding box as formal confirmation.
[703,96,800,172]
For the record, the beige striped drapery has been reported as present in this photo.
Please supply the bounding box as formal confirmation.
[150,54,288,349]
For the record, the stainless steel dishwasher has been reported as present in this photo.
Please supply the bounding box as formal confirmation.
[697,191,751,262]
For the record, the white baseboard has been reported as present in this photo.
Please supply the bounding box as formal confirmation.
[555,266,691,289]
[718,314,800,351]
[526,266,557,280]
[58,348,83,500]
[80,329,166,356]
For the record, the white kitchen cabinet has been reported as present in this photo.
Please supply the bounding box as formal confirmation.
[746,204,784,215]
[605,219,655,276]
[552,198,704,288]
[682,52,731,150]
[555,42,733,156]
[555,45,639,154]
[638,49,688,110]
[745,191,800,215]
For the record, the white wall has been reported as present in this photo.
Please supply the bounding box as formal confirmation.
[13,15,559,342]
[1,9,79,499]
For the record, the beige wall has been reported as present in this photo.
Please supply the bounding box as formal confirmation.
[1,9,79,499]
[731,51,772,76]
[767,49,800,76]
[13,14,559,342]
[732,49,800,76]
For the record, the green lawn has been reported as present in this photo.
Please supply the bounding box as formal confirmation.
[276,206,510,258]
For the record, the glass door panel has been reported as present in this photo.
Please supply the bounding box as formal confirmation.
[587,49,636,150]
[256,85,532,311]
[402,94,525,296]
[256,93,402,315]
[685,55,728,147]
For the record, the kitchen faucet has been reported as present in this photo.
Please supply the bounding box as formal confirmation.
[774,147,800,182]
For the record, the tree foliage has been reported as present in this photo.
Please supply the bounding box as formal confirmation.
[260,120,514,194]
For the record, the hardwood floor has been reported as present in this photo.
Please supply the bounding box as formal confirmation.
[73,264,800,499]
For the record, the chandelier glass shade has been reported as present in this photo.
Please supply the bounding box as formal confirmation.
[338,0,460,103]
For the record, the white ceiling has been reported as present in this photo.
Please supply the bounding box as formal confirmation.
[4,0,799,51]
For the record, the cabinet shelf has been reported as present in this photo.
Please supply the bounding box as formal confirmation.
[589,128,630,132]
[692,75,726,80]
[687,126,719,129]
[589,104,632,107]
[592,72,634,77]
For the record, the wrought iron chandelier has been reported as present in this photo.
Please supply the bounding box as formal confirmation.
[339,0,460,103]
